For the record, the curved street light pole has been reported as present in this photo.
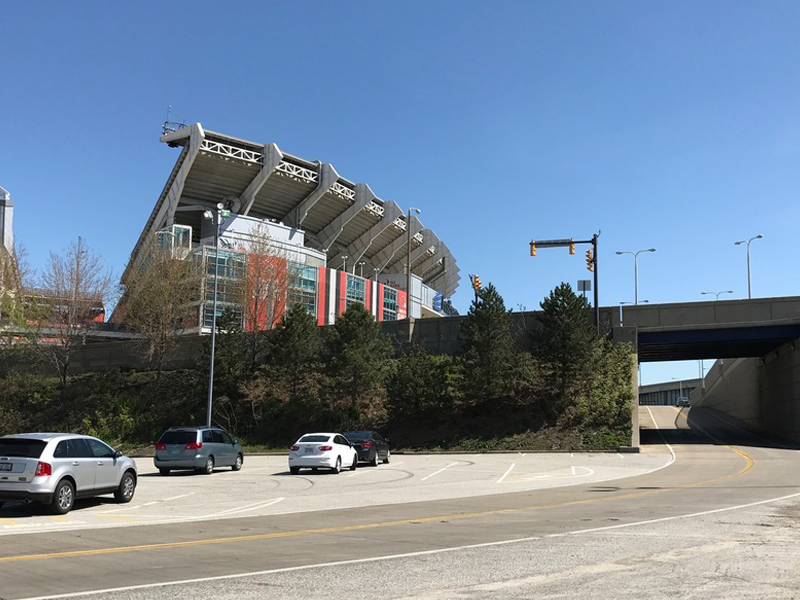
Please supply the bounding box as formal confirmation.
[734,234,763,299]
[616,248,656,305]
[701,290,733,301]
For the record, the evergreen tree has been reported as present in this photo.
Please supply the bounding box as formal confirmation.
[324,303,392,430]
[458,283,518,402]
[270,303,322,397]
[535,283,601,419]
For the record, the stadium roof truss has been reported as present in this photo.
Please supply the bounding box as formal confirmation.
[127,123,459,297]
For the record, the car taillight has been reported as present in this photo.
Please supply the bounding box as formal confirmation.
[290,445,299,451]
[35,462,52,477]
[185,442,203,450]
[318,445,333,451]
[360,442,371,449]
[155,443,166,450]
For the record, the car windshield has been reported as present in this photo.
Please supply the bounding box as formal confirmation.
[298,435,330,443]
[344,432,370,441]
[0,438,48,458]
[158,431,197,445]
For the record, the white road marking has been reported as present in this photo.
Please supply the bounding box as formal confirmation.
[21,489,800,600]
[163,493,195,502]
[645,406,677,468]
[421,462,458,481]
[571,465,576,475]
[497,463,515,484]
[616,453,624,459]
[203,497,285,519]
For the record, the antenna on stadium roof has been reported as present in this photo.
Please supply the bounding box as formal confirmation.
[162,105,188,135]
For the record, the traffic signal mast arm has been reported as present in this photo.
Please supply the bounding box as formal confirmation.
[528,234,600,331]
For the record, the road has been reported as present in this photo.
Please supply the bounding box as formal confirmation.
[3,406,800,599]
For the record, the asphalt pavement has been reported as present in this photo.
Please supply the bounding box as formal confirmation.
[3,406,800,600]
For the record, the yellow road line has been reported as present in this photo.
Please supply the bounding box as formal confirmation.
[0,445,756,565]
[0,413,757,565]
[0,519,20,526]
[46,516,70,522]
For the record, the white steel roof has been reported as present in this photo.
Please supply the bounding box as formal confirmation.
[127,124,459,297]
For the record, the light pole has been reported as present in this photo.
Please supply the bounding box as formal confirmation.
[672,377,683,402]
[340,255,348,271]
[701,290,733,301]
[357,261,366,277]
[619,300,648,326]
[734,234,763,299]
[616,248,656,305]
[406,207,420,319]
[203,201,231,428]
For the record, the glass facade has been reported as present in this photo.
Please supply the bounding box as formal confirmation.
[287,262,318,315]
[198,248,246,328]
[382,287,398,321]
[346,274,366,308]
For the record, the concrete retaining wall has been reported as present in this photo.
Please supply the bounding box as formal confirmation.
[692,337,800,442]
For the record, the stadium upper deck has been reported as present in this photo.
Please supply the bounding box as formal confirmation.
[126,123,459,300]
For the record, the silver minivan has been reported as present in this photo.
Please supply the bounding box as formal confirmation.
[0,433,138,514]
[154,426,243,475]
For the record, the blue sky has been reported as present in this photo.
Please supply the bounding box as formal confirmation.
[2,1,799,384]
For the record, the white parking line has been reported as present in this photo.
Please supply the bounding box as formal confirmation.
[163,493,195,502]
[571,465,576,475]
[202,497,285,519]
[497,464,515,484]
[422,462,458,481]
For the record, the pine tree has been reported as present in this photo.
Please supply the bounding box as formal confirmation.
[458,283,517,402]
[324,303,392,429]
[535,282,600,419]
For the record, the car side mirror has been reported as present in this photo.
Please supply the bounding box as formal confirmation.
[114,450,122,459]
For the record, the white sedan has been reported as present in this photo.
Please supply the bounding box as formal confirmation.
[288,433,359,474]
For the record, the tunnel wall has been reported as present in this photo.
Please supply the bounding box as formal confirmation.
[692,337,800,443]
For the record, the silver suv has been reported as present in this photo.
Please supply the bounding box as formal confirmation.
[0,433,138,514]
[154,426,244,475]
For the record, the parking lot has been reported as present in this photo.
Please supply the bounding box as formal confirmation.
[0,450,671,536]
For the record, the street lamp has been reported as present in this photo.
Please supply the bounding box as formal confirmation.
[616,248,656,305]
[701,290,733,301]
[203,200,232,428]
[671,377,684,405]
[406,207,420,318]
[734,234,763,299]
[619,300,648,326]
[340,255,348,271]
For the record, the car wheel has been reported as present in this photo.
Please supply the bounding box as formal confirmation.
[350,455,357,471]
[159,468,170,476]
[290,467,300,475]
[201,456,214,475]
[51,479,75,515]
[371,450,380,467]
[232,454,243,471]
[114,471,136,503]
[333,456,342,474]
[383,449,390,464]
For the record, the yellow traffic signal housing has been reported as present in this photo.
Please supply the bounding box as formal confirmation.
[473,275,482,291]
[529,242,536,256]
[569,242,575,255]
[585,249,594,272]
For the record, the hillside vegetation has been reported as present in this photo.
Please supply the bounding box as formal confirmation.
[0,284,633,451]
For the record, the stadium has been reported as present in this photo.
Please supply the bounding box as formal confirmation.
[118,122,460,332]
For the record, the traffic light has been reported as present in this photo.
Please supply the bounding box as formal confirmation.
[471,274,482,292]
[529,242,536,256]
[585,249,594,272]
[569,242,575,255]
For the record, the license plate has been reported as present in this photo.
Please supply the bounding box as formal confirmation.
[305,447,313,454]
[0,463,11,471]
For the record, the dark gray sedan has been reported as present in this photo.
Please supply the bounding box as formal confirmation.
[343,431,390,466]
